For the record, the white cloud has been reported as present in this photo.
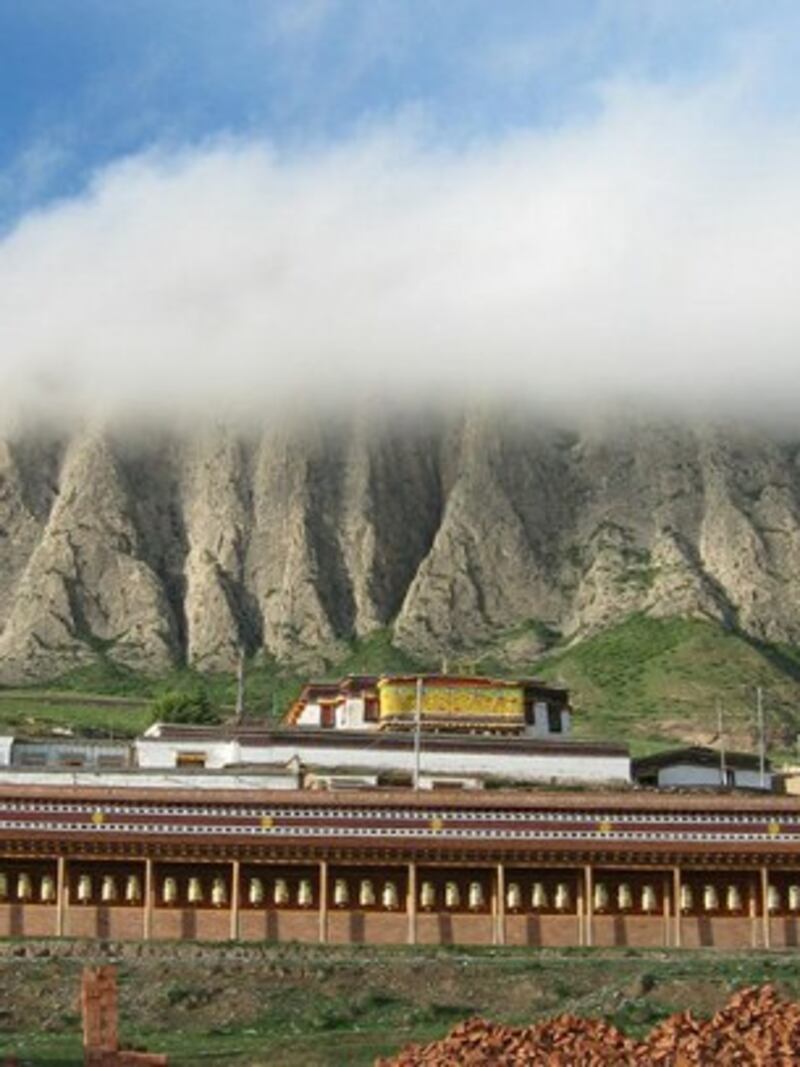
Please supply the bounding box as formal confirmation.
[2,67,800,428]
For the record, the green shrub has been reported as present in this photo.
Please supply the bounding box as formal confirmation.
[150,687,221,725]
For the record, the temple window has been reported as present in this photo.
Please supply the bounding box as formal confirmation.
[547,705,563,733]
[175,751,207,768]
[364,698,379,722]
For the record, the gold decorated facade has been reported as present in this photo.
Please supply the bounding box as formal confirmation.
[377,677,525,732]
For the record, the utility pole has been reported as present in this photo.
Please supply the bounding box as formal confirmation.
[413,676,423,791]
[235,645,245,725]
[717,698,727,788]
[757,685,766,789]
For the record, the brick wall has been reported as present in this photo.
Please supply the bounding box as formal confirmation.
[416,913,494,946]
[769,917,800,948]
[680,917,756,950]
[0,903,56,938]
[327,911,408,945]
[151,908,230,942]
[238,910,319,942]
[66,907,144,941]
[592,915,668,949]
[505,914,579,948]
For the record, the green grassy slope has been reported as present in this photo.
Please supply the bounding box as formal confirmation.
[534,615,800,758]
[0,629,427,738]
[1,617,799,760]
[3,946,800,1066]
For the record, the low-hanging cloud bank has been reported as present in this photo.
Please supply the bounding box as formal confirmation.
[3,70,800,428]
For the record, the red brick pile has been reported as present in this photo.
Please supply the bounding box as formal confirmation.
[377,985,800,1066]
[82,966,168,1067]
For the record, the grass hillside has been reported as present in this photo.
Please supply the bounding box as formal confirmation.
[3,944,800,1066]
[534,615,800,758]
[0,617,799,760]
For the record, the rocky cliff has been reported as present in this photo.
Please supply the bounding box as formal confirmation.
[1,412,800,683]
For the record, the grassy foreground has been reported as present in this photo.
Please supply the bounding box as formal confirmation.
[1,943,800,1066]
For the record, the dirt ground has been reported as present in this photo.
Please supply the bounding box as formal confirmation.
[1,940,799,1066]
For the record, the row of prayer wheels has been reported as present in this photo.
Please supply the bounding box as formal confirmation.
[3,871,800,914]
[0,872,57,903]
[679,882,800,914]
[593,882,659,914]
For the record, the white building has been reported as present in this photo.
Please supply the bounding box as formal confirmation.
[136,724,630,786]
[633,747,773,792]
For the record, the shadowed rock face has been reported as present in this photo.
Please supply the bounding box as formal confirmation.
[1,411,800,682]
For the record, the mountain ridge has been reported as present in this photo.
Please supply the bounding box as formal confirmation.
[2,412,800,685]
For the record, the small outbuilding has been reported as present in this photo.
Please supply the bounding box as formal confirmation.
[633,746,772,792]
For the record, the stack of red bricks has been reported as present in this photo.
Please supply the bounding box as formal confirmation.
[81,966,167,1067]
[378,985,800,1065]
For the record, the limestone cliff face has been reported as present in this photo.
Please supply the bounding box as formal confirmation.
[1,413,800,682]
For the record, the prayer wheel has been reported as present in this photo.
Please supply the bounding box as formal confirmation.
[298,879,313,907]
[382,881,399,910]
[334,878,349,907]
[703,884,719,912]
[641,884,657,914]
[725,884,742,912]
[617,883,633,911]
[593,882,609,912]
[506,882,522,911]
[468,881,484,911]
[532,882,549,910]
[125,875,142,904]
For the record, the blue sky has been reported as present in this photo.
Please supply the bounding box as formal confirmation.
[2,1,799,223]
[3,1,800,423]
